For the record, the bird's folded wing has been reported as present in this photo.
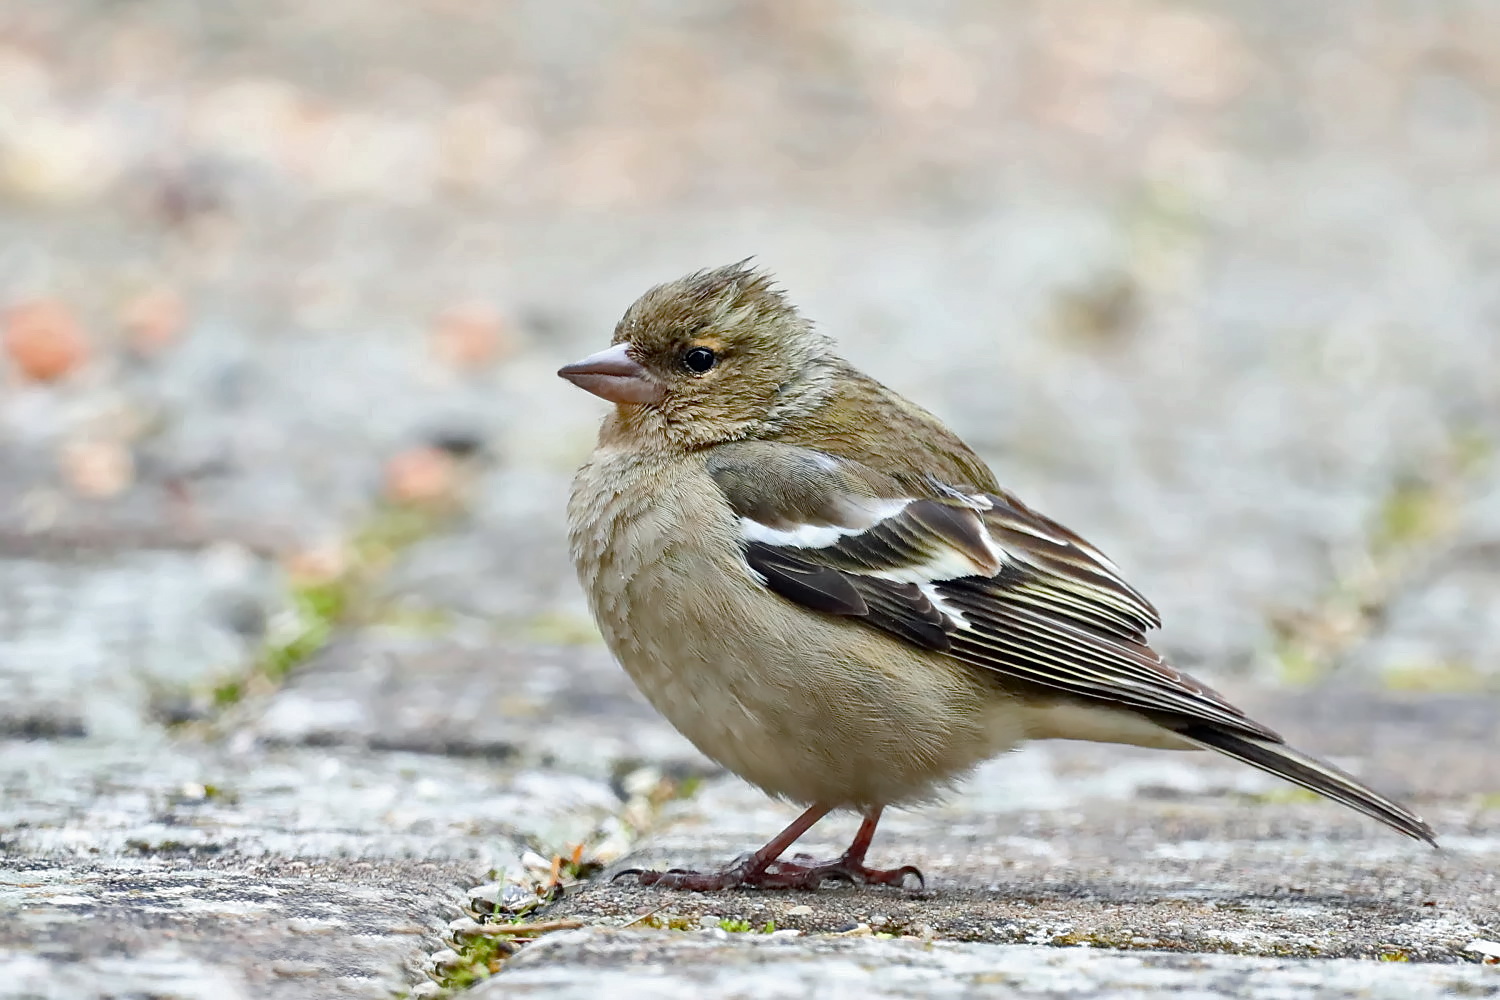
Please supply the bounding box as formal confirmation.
[706,442,1275,741]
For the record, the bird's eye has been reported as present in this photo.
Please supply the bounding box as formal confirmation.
[682,346,717,374]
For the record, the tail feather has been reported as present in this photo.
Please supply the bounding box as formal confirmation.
[1178,725,1438,846]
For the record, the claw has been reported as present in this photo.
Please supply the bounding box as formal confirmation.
[610,867,645,884]
[886,865,925,891]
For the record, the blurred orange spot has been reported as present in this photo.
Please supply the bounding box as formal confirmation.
[430,302,510,370]
[383,447,459,506]
[4,300,90,382]
[121,288,188,357]
[60,440,134,498]
[283,542,351,587]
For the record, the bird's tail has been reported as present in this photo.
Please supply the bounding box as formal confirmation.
[1177,725,1438,846]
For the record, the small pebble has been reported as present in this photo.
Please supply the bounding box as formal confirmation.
[283,542,350,587]
[121,287,187,356]
[410,983,444,999]
[698,915,723,930]
[1465,938,1500,963]
[177,782,209,803]
[589,830,631,865]
[383,446,459,506]
[469,882,503,901]
[60,440,134,498]
[430,301,511,370]
[786,904,813,916]
[620,766,663,799]
[426,949,460,973]
[501,884,541,913]
[467,882,503,914]
[4,299,90,381]
[446,916,484,942]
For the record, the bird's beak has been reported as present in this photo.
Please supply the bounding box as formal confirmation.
[557,342,666,406]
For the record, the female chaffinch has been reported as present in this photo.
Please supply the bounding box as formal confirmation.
[560,262,1435,891]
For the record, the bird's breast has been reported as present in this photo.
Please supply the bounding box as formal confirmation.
[565,447,1026,808]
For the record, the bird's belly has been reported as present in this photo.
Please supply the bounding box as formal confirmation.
[610,550,1025,808]
[640,659,1027,809]
[570,452,1024,808]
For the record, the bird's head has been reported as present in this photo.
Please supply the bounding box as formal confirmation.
[559,262,837,448]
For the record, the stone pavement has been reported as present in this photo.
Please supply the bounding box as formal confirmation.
[481,931,1500,1000]
[4,1,1500,997]
[4,625,1496,997]
[0,639,651,999]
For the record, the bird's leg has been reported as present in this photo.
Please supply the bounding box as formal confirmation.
[780,808,924,889]
[618,803,832,891]
[619,806,923,891]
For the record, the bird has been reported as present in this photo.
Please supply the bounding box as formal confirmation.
[559,261,1437,891]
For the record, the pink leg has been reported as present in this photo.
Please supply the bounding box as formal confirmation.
[781,807,924,889]
[619,805,923,891]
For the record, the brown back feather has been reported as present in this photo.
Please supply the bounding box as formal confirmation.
[776,363,1000,495]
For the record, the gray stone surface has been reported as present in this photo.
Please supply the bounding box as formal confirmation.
[0,738,617,861]
[253,635,710,779]
[381,468,589,631]
[0,857,474,1000]
[480,930,1500,1000]
[0,548,281,739]
[0,550,702,999]
[0,732,625,999]
[1349,464,1500,686]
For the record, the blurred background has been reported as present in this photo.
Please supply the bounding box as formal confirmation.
[2,0,1499,736]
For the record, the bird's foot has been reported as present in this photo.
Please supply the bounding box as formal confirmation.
[614,852,923,891]
[777,851,925,890]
